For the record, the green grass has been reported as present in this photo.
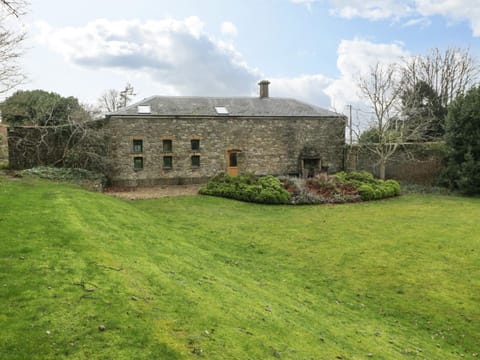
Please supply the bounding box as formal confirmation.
[0,176,479,359]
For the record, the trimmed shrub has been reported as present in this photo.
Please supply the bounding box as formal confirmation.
[385,179,401,196]
[335,170,377,187]
[336,171,401,201]
[358,184,375,200]
[201,171,399,205]
[200,174,290,204]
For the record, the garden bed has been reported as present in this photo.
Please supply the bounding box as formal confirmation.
[200,171,401,205]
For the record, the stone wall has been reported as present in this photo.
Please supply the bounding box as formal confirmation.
[105,115,345,187]
[345,143,446,184]
[0,125,7,162]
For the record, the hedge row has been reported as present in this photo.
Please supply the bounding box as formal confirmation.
[199,173,291,204]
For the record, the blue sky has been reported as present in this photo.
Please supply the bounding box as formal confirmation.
[13,0,480,114]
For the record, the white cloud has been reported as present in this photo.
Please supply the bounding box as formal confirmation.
[34,16,336,107]
[261,39,410,115]
[269,75,334,109]
[415,0,480,36]
[35,17,259,96]
[291,0,480,37]
[33,16,413,116]
[325,38,409,112]
[328,0,414,20]
[221,21,238,37]
[402,16,431,28]
[290,0,320,11]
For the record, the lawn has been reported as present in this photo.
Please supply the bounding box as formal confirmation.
[0,176,479,359]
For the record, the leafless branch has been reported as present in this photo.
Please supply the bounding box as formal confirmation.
[358,63,405,179]
[401,47,479,108]
[0,0,28,94]
[0,0,28,17]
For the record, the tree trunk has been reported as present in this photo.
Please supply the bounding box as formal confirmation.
[379,159,386,180]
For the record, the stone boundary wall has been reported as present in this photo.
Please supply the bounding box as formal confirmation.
[0,125,7,162]
[345,143,446,184]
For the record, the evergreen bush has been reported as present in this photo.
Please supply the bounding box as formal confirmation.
[337,171,401,201]
[199,174,290,204]
[443,86,480,194]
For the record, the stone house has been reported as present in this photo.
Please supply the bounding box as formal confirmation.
[104,81,346,187]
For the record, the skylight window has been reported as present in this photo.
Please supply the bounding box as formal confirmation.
[137,105,151,114]
[215,106,229,115]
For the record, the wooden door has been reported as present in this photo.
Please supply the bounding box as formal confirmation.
[227,150,238,176]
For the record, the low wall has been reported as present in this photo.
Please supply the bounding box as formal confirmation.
[345,143,446,184]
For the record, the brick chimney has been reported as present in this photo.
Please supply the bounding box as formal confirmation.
[258,80,270,98]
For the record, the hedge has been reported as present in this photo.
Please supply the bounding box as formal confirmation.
[199,174,290,204]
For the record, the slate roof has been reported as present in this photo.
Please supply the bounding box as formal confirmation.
[108,96,343,118]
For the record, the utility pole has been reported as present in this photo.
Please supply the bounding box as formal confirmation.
[346,104,354,171]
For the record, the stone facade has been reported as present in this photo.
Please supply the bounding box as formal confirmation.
[105,115,346,187]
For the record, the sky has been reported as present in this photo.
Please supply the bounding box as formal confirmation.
[9,0,480,117]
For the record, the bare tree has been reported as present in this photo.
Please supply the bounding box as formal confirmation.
[119,83,135,108]
[402,47,478,108]
[97,83,136,114]
[0,0,27,95]
[1,1,28,17]
[98,89,121,113]
[356,48,479,179]
[396,48,478,141]
[8,117,110,174]
[358,63,404,180]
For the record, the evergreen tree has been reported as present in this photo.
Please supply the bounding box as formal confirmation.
[401,80,447,141]
[444,86,480,194]
[0,90,89,126]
